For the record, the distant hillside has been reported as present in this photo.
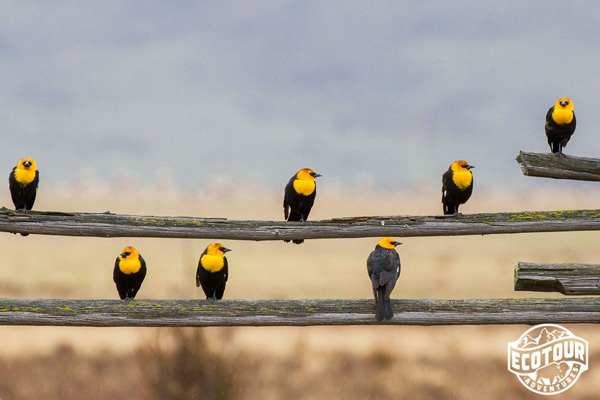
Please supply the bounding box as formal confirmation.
[1,2,599,189]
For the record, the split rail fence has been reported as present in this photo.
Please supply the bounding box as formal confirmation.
[1,151,600,326]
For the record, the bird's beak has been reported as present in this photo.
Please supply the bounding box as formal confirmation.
[23,161,31,168]
[560,101,568,107]
[393,241,403,246]
[222,247,232,253]
[120,252,128,257]
[313,173,322,178]
[466,165,475,170]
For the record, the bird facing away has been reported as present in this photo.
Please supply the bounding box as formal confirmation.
[9,157,39,212]
[196,243,231,300]
[545,97,576,155]
[113,246,147,300]
[367,237,401,321]
[442,160,475,215]
[283,168,322,244]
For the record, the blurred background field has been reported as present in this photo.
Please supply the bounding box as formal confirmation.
[1,186,600,399]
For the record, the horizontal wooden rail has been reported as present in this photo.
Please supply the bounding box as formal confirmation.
[515,262,600,295]
[2,207,600,240]
[516,151,600,181]
[0,298,599,326]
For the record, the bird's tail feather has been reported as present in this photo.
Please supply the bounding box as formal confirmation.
[384,298,393,320]
[375,287,393,321]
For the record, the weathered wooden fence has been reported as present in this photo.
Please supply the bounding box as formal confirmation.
[1,207,600,239]
[1,151,599,326]
[515,262,600,295]
[517,151,600,181]
[1,298,599,326]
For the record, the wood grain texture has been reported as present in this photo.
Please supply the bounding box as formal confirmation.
[0,298,599,326]
[516,151,600,181]
[515,262,600,295]
[1,207,600,240]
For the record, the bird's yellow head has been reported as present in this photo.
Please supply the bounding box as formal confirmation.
[205,243,232,257]
[551,97,574,125]
[450,160,475,173]
[555,97,574,111]
[18,157,37,171]
[296,168,321,181]
[119,246,140,260]
[13,157,38,186]
[377,237,402,250]
[118,246,142,275]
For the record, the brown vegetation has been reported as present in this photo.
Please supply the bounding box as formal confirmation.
[1,186,600,398]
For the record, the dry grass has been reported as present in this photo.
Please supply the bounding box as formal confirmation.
[1,184,600,398]
[0,327,598,400]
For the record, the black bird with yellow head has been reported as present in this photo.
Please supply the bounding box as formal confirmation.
[283,168,322,244]
[196,243,232,300]
[113,246,147,300]
[9,157,39,212]
[442,160,474,215]
[545,97,576,155]
[367,237,402,321]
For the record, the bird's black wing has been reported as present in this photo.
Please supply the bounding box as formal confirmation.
[113,257,120,284]
[196,247,209,287]
[26,170,40,210]
[283,176,295,220]
[367,250,376,280]
[138,255,148,282]
[441,169,453,192]
[8,168,19,208]
[441,169,453,210]
[545,106,557,149]
[388,249,401,285]
[367,249,389,289]
[564,112,577,145]
[378,250,399,286]
[545,106,554,127]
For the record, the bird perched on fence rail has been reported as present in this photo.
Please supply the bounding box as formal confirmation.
[283,168,321,244]
[545,97,576,155]
[196,243,231,300]
[9,157,39,212]
[442,160,474,215]
[113,246,147,300]
[367,237,401,321]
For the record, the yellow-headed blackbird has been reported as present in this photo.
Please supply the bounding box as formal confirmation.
[196,243,231,300]
[367,237,401,321]
[283,168,321,244]
[113,246,147,300]
[442,160,474,215]
[545,97,576,155]
[9,157,39,212]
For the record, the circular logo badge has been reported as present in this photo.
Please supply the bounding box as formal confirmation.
[508,324,588,395]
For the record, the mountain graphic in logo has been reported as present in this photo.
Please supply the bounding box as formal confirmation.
[508,324,588,395]
[517,327,567,349]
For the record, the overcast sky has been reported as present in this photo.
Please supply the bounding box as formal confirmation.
[1,1,599,190]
